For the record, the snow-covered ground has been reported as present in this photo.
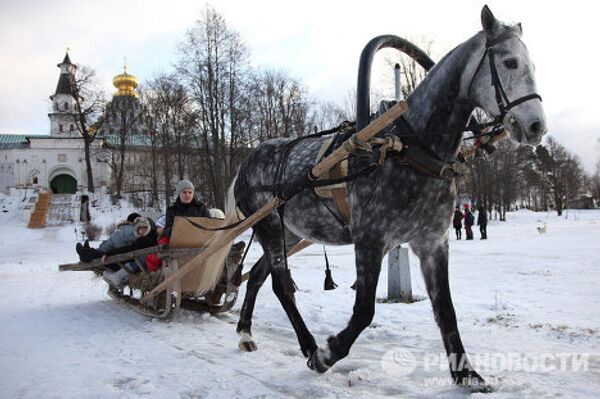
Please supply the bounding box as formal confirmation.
[1,198,599,398]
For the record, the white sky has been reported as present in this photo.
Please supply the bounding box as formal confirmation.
[0,0,598,172]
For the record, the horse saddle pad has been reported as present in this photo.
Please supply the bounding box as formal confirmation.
[314,137,348,199]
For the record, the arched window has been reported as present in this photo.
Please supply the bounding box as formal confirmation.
[33,176,38,184]
[59,124,63,132]
[69,124,74,131]
[64,102,68,111]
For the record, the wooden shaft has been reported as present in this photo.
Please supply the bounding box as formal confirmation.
[241,239,313,283]
[141,197,283,304]
[311,101,407,178]
[287,239,313,257]
[140,100,408,305]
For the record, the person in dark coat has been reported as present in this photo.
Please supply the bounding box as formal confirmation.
[464,204,474,240]
[477,205,488,239]
[164,179,210,238]
[452,206,463,240]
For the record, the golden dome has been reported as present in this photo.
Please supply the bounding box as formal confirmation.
[112,66,138,97]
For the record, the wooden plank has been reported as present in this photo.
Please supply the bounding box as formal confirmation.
[140,100,408,305]
[58,245,164,271]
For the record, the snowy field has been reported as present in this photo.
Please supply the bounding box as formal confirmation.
[0,202,599,398]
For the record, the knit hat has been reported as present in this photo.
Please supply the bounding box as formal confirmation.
[156,215,167,228]
[133,216,151,237]
[176,179,194,197]
[126,212,141,223]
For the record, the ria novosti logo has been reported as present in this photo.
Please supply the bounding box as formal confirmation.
[381,348,418,377]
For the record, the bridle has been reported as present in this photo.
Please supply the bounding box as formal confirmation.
[467,30,542,130]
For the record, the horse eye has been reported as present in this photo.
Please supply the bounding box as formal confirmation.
[503,58,518,69]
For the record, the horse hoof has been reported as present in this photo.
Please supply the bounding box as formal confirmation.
[238,332,258,352]
[453,370,492,393]
[307,348,331,374]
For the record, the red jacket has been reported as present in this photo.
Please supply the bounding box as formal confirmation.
[145,236,169,272]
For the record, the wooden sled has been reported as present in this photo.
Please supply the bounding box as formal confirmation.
[59,216,246,319]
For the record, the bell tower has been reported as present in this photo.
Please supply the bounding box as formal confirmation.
[48,51,79,137]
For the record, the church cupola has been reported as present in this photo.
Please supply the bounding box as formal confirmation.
[112,65,139,97]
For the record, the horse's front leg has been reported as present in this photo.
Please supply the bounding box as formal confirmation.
[411,237,491,392]
[308,240,384,373]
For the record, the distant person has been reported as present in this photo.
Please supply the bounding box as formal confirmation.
[464,204,474,240]
[477,206,488,240]
[164,179,210,238]
[75,212,140,262]
[452,206,463,240]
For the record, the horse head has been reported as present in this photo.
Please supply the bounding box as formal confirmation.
[468,6,547,145]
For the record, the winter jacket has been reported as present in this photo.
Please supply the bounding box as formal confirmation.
[103,228,159,257]
[477,210,488,226]
[164,197,210,237]
[98,222,136,252]
[452,210,463,228]
[464,211,475,227]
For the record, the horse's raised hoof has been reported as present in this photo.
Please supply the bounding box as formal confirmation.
[238,332,258,352]
[307,347,332,373]
[453,370,492,393]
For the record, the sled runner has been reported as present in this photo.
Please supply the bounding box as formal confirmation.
[59,216,246,318]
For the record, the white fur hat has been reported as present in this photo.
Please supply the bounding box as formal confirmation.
[133,216,151,237]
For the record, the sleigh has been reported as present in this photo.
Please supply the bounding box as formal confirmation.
[59,216,246,318]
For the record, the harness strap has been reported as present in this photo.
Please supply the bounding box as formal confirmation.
[328,163,351,225]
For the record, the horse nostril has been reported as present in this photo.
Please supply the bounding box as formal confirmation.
[530,121,542,135]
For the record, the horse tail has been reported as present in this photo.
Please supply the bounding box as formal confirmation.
[194,173,244,294]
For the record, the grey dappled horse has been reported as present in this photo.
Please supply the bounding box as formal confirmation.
[230,6,546,390]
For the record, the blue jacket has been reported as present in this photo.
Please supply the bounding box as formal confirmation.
[98,223,136,252]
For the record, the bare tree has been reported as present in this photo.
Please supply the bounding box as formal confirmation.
[143,74,194,206]
[248,68,310,141]
[102,96,146,198]
[71,66,107,192]
[308,100,348,132]
[177,5,251,207]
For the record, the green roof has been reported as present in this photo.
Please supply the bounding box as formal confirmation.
[0,134,28,145]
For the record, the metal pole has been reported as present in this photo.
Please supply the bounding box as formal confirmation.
[394,63,402,101]
[387,246,412,303]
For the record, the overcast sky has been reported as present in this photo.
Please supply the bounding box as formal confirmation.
[1,0,598,172]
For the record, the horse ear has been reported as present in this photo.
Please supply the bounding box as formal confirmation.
[516,22,523,36]
[481,5,502,38]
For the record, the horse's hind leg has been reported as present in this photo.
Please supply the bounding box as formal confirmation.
[411,237,490,392]
[250,214,318,358]
[307,240,384,373]
[237,227,302,351]
[237,255,270,351]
